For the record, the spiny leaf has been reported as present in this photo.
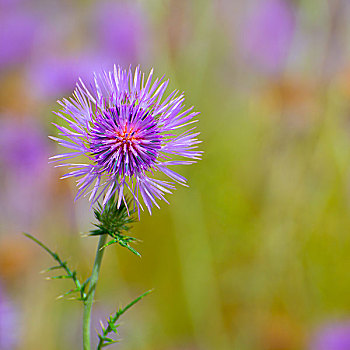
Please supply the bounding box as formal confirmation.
[46,275,71,280]
[104,337,117,343]
[23,233,86,302]
[116,289,153,317]
[56,289,80,300]
[117,239,141,257]
[40,265,64,273]
[107,320,119,334]
[81,277,91,292]
[99,237,141,257]
[23,233,58,259]
[96,290,153,349]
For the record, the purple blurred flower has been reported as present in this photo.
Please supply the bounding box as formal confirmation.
[94,1,150,65]
[0,0,21,9]
[29,56,80,100]
[28,54,115,100]
[0,119,48,174]
[52,66,201,214]
[0,10,39,70]
[310,320,350,350]
[28,1,150,100]
[240,0,295,74]
[0,283,18,350]
[0,118,51,229]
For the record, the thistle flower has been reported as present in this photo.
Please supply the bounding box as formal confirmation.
[51,66,201,214]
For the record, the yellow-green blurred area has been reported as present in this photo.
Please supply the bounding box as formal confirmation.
[2,0,350,349]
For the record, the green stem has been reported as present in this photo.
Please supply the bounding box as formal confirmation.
[83,234,108,350]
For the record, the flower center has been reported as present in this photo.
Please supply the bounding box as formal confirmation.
[90,107,162,177]
[117,125,137,145]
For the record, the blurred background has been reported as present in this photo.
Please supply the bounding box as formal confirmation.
[1,0,350,349]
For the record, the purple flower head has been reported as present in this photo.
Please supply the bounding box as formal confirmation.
[240,0,295,74]
[0,284,18,350]
[309,320,350,350]
[51,66,201,214]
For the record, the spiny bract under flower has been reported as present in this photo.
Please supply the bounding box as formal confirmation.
[51,66,201,214]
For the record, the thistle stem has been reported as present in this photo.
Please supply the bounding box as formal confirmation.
[83,234,108,350]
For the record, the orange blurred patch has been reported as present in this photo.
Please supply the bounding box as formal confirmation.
[0,71,37,115]
[255,76,321,132]
[266,77,318,114]
[260,314,304,350]
[0,235,35,283]
[335,65,350,98]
